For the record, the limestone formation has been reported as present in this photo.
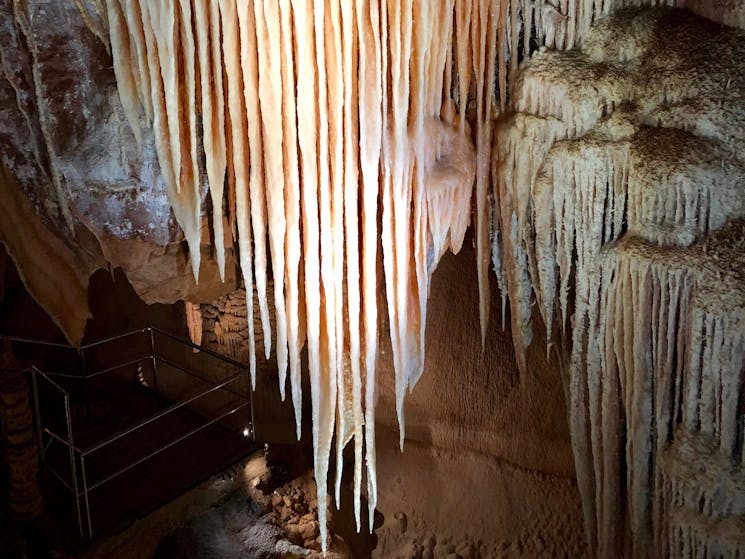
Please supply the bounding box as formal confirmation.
[0,1,744,556]
[494,7,745,557]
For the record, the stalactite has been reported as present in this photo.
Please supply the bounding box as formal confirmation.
[138,0,202,280]
[218,0,256,383]
[355,0,383,530]
[106,2,745,555]
[194,0,227,281]
[105,0,142,149]
[236,0,271,367]
[493,8,745,559]
[106,0,517,549]
[277,0,303,438]
[254,0,291,408]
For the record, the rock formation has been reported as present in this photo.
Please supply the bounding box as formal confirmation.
[494,6,745,558]
[0,1,743,556]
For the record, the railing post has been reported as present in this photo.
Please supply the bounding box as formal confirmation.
[80,454,93,541]
[30,368,44,465]
[148,328,158,394]
[80,349,92,423]
[64,392,84,542]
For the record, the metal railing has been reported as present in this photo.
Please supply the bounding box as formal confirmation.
[14,326,256,542]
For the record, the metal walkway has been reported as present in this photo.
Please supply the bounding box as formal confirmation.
[11,327,256,542]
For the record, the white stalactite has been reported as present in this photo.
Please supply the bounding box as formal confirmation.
[107,0,507,550]
[107,3,745,556]
[492,8,745,559]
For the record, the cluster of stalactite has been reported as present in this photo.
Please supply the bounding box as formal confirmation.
[493,7,745,559]
[106,0,505,550]
[104,0,745,554]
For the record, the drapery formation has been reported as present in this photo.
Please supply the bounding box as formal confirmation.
[105,0,745,555]
[493,7,745,559]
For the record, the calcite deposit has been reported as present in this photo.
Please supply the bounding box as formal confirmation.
[1,1,744,557]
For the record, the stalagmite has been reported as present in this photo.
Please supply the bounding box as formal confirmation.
[185,301,203,347]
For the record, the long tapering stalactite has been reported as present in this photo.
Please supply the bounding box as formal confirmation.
[99,1,745,556]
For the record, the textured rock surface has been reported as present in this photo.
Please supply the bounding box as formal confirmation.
[1,2,744,558]
[494,7,745,558]
[0,0,235,343]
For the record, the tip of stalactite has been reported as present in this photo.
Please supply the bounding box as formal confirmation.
[216,248,226,283]
[334,474,342,511]
[189,247,201,285]
[396,394,406,452]
[516,348,527,376]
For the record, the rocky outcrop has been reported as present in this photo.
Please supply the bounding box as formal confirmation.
[0,0,236,344]
[0,163,101,345]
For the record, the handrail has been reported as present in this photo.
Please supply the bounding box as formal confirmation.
[43,428,84,454]
[29,366,71,396]
[82,356,152,380]
[149,327,249,370]
[81,371,244,456]
[8,336,78,349]
[84,401,250,492]
[9,326,250,371]
[26,324,257,542]
[80,327,150,349]
[38,371,85,379]
[155,355,247,400]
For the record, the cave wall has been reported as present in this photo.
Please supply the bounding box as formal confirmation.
[495,8,745,558]
[0,0,239,344]
[370,243,585,558]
